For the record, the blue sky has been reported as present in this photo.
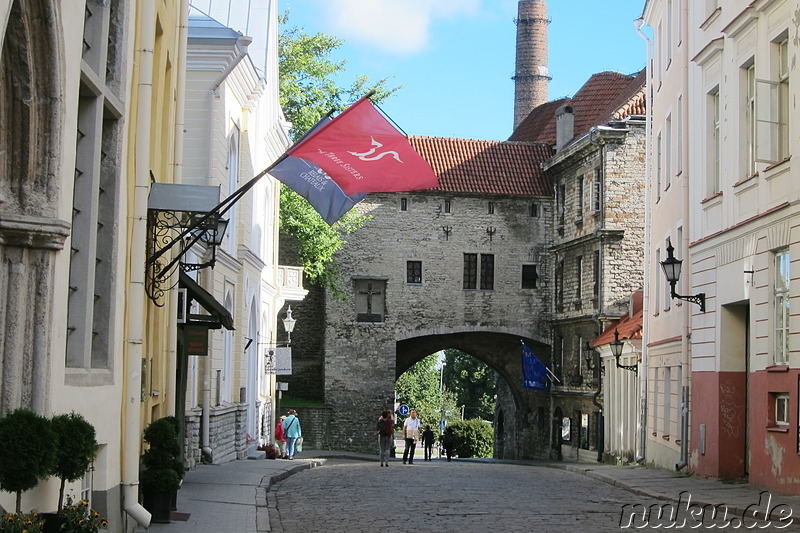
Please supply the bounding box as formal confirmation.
[280,0,648,141]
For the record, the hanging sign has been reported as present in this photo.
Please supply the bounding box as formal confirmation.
[184,325,209,356]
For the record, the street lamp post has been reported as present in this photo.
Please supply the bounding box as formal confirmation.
[439,361,447,429]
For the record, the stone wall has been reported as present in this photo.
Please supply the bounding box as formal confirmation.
[323,190,554,455]
[183,403,249,468]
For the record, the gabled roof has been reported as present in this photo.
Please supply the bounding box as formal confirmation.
[591,291,644,348]
[408,136,553,196]
[509,69,646,146]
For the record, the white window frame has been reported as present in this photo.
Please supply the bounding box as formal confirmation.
[756,37,789,164]
[774,249,790,364]
[708,89,720,196]
[776,393,789,426]
[744,63,756,176]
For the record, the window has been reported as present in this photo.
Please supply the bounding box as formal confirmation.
[480,254,495,290]
[355,279,386,322]
[708,89,720,196]
[657,21,663,86]
[592,250,600,301]
[575,255,583,301]
[744,63,756,176]
[556,258,564,310]
[655,248,661,313]
[592,169,602,212]
[778,38,789,160]
[444,200,451,213]
[406,261,422,284]
[400,197,408,211]
[488,201,494,215]
[66,0,126,373]
[530,203,539,217]
[665,114,672,189]
[463,254,477,289]
[226,131,239,255]
[522,265,538,289]
[756,38,789,164]
[656,132,662,199]
[775,393,789,425]
[664,238,672,310]
[463,253,493,290]
[555,336,564,380]
[577,176,584,220]
[557,184,566,226]
[666,0,673,68]
[676,96,683,174]
[663,366,672,435]
[775,249,790,364]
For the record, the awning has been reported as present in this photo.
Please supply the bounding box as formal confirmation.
[179,272,234,330]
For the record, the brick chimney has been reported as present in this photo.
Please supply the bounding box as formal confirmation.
[555,104,573,152]
[513,0,550,130]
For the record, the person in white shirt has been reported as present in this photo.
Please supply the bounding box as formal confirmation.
[402,409,421,464]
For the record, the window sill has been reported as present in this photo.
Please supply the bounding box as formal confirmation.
[764,155,791,173]
[767,364,789,372]
[662,434,670,441]
[767,426,789,433]
[733,172,759,188]
[700,7,722,29]
[701,191,723,204]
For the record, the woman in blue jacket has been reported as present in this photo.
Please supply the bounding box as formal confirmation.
[282,409,303,459]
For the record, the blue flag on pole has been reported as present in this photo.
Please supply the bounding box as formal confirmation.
[521,341,549,390]
[270,117,365,225]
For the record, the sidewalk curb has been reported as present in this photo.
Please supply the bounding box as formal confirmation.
[258,459,326,532]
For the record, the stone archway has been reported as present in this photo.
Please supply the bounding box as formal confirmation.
[0,0,68,415]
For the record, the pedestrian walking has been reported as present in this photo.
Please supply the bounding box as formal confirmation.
[282,409,302,460]
[421,425,435,461]
[442,426,455,462]
[376,410,394,466]
[275,416,287,458]
[402,408,421,464]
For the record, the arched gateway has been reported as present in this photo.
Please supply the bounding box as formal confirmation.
[285,137,558,458]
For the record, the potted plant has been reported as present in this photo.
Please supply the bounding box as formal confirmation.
[50,413,99,513]
[0,409,57,513]
[140,417,183,523]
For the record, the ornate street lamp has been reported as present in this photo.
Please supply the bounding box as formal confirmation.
[660,238,705,312]
[282,306,296,345]
[610,329,637,374]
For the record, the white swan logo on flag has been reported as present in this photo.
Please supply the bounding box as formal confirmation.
[348,137,403,163]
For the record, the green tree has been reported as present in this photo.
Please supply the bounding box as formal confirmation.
[442,349,497,421]
[278,11,400,293]
[395,354,457,427]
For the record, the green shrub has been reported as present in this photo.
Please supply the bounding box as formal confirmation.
[0,409,57,512]
[50,412,99,513]
[442,419,493,458]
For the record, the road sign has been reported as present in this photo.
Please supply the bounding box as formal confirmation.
[439,420,447,431]
[398,404,410,416]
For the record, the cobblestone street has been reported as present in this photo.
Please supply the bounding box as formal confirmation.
[268,459,667,532]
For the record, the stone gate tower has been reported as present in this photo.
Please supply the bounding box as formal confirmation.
[513,0,550,130]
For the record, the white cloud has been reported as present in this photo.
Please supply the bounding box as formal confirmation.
[317,0,481,56]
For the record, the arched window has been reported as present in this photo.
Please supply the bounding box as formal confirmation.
[225,130,239,254]
[222,290,234,401]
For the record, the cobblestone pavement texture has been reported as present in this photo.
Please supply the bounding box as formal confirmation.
[142,449,800,532]
[268,458,665,532]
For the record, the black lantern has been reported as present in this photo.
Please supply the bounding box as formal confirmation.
[660,238,705,312]
[610,329,637,374]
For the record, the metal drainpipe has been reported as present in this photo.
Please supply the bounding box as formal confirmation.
[122,0,156,527]
[589,127,605,463]
[634,16,652,465]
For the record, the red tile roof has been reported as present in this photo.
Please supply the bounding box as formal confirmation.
[591,291,644,347]
[409,136,553,196]
[509,69,646,146]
